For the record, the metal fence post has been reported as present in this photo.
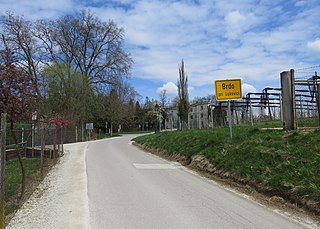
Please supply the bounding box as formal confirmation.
[0,113,7,229]
[249,97,253,126]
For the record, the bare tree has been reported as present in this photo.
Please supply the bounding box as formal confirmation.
[3,9,132,95]
[34,9,132,88]
[177,60,190,129]
[159,89,169,128]
[159,89,168,107]
[3,12,42,95]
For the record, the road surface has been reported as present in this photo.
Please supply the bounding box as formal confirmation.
[86,135,312,229]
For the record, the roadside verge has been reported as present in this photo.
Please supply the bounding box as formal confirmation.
[132,141,320,227]
[6,142,89,229]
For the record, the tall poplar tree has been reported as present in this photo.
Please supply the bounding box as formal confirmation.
[177,60,190,130]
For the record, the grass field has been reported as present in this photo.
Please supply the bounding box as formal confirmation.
[134,125,320,212]
[5,158,41,214]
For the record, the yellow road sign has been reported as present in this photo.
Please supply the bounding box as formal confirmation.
[215,79,242,101]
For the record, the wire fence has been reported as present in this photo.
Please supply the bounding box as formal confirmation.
[3,121,90,161]
[212,67,320,129]
[215,87,282,126]
[6,126,78,147]
[294,67,320,128]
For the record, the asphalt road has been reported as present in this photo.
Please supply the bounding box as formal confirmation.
[86,135,310,229]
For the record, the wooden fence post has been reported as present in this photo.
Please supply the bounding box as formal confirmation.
[0,113,7,229]
[281,70,297,130]
[40,120,45,175]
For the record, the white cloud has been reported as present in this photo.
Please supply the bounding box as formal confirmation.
[224,10,259,39]
[0,0,75,20]
[157,82,178,97]
[307,39,320,53]
[242,83,258,95]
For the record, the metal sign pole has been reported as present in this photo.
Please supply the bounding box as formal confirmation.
[228,100,233,139]
[215,79,242,140]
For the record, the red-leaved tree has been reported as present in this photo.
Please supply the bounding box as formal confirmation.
[48,116,73,157]
[0,35,38,198]
[0,38,38,125]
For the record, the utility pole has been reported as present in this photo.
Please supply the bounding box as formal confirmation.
[0,113,7,229]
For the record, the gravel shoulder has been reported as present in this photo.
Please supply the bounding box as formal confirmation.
[6,142,90,229]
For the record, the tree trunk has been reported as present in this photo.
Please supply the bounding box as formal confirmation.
[10,127,25,199]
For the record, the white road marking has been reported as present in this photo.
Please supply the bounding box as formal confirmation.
[133,163,178,169]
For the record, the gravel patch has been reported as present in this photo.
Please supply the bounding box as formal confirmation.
[6,142,90,229]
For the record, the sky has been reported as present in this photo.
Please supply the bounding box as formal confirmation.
[0,0,320,101]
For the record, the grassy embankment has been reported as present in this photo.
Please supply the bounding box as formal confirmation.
[5,158,41,214]
[134,123,320,212]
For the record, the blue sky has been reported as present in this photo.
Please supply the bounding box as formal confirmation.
[1,0,320,101]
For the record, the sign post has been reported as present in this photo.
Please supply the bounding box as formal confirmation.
[86,123,94,140]
[227,100,232,139]
[215,79,242,139]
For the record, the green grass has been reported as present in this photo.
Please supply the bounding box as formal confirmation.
[4,158,41,214]
[297,117,320,127]
[134,126,320,209]
[250,120,283,128]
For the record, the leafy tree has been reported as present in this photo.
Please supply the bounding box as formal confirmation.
[125,98,136,130]
[135,101,145,130]
[41,62,94,123]
[144,96,153,110]
[177,60,190,130]
[105,89,125,136]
